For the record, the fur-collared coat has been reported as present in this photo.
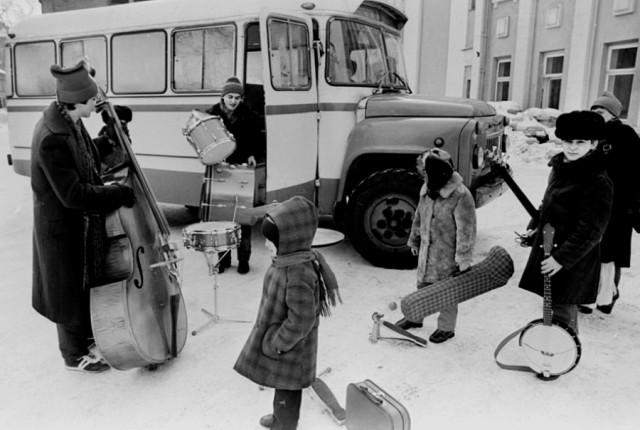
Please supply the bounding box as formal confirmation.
[597,119,640,267]
[234,197,320,390]
[407,172,477,284]
[31,102,130,325]
[519,151,613,304]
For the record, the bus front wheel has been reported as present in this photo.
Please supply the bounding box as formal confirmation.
[346,168,421,269]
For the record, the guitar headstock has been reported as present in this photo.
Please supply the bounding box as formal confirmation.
[542,223,555,256]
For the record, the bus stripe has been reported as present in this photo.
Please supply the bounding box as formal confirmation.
[7,102,358,114]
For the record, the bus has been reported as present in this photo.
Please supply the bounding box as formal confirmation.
[4,0,509,269]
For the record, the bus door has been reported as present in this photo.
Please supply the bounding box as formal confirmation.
[260,11,319,204]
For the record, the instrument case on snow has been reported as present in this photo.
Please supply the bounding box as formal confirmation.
[346,379,410,429]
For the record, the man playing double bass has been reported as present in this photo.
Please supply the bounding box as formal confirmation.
[31,60,136,373]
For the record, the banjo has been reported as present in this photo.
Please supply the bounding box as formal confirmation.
[495,223,581,380]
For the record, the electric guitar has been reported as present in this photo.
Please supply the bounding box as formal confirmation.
[518,223,581,379]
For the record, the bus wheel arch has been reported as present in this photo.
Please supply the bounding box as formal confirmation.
[345,168,421,269]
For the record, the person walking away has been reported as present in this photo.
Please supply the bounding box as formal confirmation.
[578,92,640,314]
[395,149,476,344]
[234,196,341,429]
[205,76,265,274]
[519,110,612,338]
[31,59,136,373]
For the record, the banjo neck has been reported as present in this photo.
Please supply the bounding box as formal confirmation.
[542,223,556,326]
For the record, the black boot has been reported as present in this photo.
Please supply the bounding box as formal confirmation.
[237,260,250,274]
[218,252,231,273]
[394,318,423,330]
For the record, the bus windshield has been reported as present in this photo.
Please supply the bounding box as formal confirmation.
[326,18,407,88]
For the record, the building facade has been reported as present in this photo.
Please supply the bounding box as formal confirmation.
[415,0,639,125]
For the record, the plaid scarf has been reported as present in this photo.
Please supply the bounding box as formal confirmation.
[273,250,342,317]
[56,102,107,289]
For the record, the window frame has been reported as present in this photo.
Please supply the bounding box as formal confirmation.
[604,42,638,118]
[171,23,237,93]
[110,30,168,95]
[266,17,312,91]
[13,41,57,97]
[541,52,564,109]
[494,58,511,101]
[60,36,108,92]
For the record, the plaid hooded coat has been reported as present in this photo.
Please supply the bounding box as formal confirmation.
[234,196,320,390]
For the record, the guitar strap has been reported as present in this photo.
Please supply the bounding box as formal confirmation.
[493,325,537,374]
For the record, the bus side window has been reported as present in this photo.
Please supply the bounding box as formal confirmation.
[173,25,235,92]
[267,18,311,90]
[14,42,56,96]
[60,38,108,91]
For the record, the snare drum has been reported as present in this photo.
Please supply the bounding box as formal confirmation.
[182,110,236,165]
[182,221,241,252]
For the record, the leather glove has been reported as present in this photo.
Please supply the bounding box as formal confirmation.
[117,184,136,208]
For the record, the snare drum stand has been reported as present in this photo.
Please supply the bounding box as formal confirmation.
[191,249,251,336]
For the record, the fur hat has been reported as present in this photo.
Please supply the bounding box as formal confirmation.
[590,91,623,117]
[50,59,98,104]
[261,215,279,248]
[555,110,605,141]
[221,76,243,97]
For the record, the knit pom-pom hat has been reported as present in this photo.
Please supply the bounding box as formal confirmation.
[590,91,623,117]
[221,76,243,97]
[50,59,98,104]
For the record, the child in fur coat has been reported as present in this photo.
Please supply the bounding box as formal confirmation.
[396,149,476,344]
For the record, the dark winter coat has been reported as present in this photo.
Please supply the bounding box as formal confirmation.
[597,119,640,267]
[234,197,320,390]
[206,102,265,165]
[519,151,613,304]
[407,172,477,284]
[31,102,130,325]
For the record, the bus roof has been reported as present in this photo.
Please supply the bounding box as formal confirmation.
[10,0,406,40]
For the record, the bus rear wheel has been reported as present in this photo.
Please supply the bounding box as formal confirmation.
[346,168,421,269]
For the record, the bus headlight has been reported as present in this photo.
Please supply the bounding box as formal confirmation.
[472,144,485,169]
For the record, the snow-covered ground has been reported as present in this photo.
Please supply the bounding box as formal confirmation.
[1,112,639,430]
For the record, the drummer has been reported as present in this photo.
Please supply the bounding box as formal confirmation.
[205,76,266,274]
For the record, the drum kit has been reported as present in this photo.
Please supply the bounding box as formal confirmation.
[180,110,345,335]
[182,221,251,335]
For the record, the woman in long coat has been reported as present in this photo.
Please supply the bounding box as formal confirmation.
[587,91,640,313]
[32,60,134,372]
[519,111,613,334]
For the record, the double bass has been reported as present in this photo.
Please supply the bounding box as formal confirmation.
[90,90,188,370]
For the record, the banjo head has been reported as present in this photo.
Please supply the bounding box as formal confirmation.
[519,318,582,377]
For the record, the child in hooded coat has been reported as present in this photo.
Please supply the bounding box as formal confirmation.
[396,149,477,344]
[234,196,340,430]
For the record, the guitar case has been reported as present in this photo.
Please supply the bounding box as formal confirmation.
[400,246,514,323]
[346,379,410,430]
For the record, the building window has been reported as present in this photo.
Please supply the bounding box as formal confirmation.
[469,0,476,11]
[605,43,637,118]
[542,53,564,109]
[495,59,511,101]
